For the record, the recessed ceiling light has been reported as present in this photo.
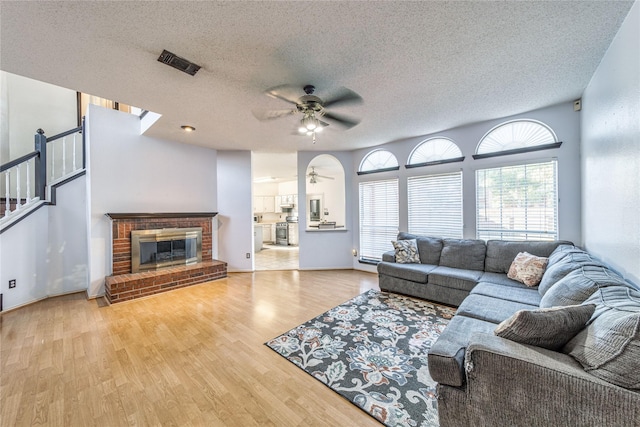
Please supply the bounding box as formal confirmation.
[181,125,196,132]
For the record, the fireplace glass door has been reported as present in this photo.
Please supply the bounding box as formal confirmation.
[131,227,202,273]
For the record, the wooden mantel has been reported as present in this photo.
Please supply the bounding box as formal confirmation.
[105,212,218,220]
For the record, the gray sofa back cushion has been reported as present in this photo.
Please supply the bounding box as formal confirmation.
[397,232,443,265]
[547,244,584,267]
[439,238,486,271]
[538,252,606,296]
[485,240,570,274]
[540,265,627,308]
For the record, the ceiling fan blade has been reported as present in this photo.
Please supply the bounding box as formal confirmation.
[322,111,361,129]
[317,174,335,180]
[322,87,363,108]
[252,108,296,121]
[265,85,301,105]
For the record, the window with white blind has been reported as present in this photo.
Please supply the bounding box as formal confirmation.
[476,160,558,241]
[359,178,399,261]
[408,172,463,238]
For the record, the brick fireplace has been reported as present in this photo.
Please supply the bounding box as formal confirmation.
[104,213,227,303]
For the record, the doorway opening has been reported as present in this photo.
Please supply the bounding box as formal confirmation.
[252,152,299,270]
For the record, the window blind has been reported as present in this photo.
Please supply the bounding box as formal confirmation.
[476,160,558,241]
[408,172,463,238]
[359,178,399,261]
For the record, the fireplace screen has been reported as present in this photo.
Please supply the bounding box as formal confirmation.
[131,227,202,273]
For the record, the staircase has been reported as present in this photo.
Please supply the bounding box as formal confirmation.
[0,122,85,232]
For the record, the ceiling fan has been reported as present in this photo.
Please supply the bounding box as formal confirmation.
[307,167,335,184]
[253,84,363,143]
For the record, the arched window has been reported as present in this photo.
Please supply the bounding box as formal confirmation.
[474,119,561,159]
[358,150,399,175]
[406,137,464,168]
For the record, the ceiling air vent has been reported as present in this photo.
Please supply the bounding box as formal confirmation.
[157,49,201,76]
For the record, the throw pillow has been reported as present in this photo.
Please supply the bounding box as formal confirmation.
[507,252,549,287]
[494,304,596,350]
[392,239,420,264]
[564,304,640,390]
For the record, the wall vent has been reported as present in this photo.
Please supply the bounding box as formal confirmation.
[157,49,201,76]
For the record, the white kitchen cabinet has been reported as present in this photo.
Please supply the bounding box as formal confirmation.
[275,195,282,213]
[263,196,275,213]
[254,196,276,213]
[253,225,263,251]
[262,224,272,242]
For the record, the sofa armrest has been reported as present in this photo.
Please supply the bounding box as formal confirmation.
[448,332,640,426]
[381,250,396,262]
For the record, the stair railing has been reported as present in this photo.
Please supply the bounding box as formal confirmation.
[0,118,85,220]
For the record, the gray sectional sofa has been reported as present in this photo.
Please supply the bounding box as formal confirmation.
[377,232,640,426]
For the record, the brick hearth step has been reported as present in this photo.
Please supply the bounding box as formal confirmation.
[105,259,227,304]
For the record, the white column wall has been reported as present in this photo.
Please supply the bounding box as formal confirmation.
[217,151,253,272]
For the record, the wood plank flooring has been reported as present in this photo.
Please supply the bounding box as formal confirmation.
[0,270,382,426]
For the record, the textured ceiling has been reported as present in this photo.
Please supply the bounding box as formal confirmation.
[0,1,633,155]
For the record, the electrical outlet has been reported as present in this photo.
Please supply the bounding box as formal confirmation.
[246,253,251,259]
[9,279,16,289]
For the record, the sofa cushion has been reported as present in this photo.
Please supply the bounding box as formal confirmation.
[392,239,420,263]
[397,232,443,265]
[439,238,486,271]
[547,244,585,267]
[381,250,396,262]
[564,288,640,389]
[540,265,627,308]
[485,240,569,273]
[495,304,596,350]
[538,252,607,296]
[583,285,640,320]
[471,282,542,306]
[456,294,538,324]
[507,252,548,287]
[478,272,527,289]
[428,266,483,292]
[428,315,498,387]
[377,262,436,283]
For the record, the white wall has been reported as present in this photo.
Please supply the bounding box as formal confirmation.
[351,101,583,270]
[2,71,77,160]
[0,175,87,311]
[298,151,355,270]
[0,206,49,310]
[47,175,89,296]
[218,151,253,272]
[86,105,218,296]
[581,2,640,285]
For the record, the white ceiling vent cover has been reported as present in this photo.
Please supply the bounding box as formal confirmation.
[157,49,201,76]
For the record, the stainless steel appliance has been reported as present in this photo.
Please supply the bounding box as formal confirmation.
[286,216,298,246]
[275,222,288,245]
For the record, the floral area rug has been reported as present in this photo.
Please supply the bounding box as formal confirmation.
[266,289,456,427]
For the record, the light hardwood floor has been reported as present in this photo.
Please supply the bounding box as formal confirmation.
[1,270,382,426]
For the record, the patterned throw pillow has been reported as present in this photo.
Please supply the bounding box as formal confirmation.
[507,252,549,287]
[392,239,420,264]
[495,304,595,350]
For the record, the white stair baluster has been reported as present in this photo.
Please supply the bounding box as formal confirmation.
[72,133,77,171]
[4,171,10,216]
[51,144,55,182]
[26,161,31,204]
[62,136,66,176]
[16,164,21,210]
